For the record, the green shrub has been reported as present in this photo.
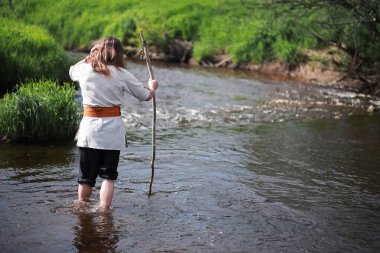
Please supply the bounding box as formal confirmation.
[0,17,68,94]
[0,80,80,142]
[272,39,303,65]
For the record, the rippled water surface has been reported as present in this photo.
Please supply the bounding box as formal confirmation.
[1,62,380,252]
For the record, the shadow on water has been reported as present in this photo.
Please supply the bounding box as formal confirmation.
[1,60,380,252]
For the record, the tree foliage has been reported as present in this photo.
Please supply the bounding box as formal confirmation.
[249,0,380,76]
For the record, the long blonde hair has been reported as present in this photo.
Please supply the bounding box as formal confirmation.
[87,36,125,76]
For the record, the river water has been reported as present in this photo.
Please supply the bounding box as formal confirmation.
[0,61,379,252]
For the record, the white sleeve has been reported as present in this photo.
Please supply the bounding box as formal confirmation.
[69,60,85,82]
[122,70,150,101]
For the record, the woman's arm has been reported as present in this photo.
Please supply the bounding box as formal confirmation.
[122,70,159,101]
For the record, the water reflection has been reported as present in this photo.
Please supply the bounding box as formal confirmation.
[73,206,119,253]
[0,143,76,184]
[0,142,75,169]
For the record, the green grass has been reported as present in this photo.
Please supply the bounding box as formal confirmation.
[0,17,68,94]
[0,80,80,142]
[2,0,378,79]
[7,0,319,65]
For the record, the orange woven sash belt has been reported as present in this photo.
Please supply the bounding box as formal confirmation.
[83,106,121,117]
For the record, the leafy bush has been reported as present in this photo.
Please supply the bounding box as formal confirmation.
[310,3,380,70]
[0,80,80,142]
[0,17,68,94]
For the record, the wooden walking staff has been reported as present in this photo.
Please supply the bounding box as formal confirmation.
[139,31,156,196]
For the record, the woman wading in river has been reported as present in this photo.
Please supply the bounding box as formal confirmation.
[69,36,158,209]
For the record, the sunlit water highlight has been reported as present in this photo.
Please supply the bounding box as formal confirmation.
[1,61,380,252]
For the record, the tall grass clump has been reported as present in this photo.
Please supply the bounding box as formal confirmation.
[0,17,68,94]
[0,80,80,142]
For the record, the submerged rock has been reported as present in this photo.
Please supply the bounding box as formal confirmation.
[367,105,378,113]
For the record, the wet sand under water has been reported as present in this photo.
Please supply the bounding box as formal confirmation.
[1,61,380,252]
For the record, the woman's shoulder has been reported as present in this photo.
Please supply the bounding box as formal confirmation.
[71,61,92,71]
[110,66,135,78]
[70,61,93,80]
[109,65,128,72]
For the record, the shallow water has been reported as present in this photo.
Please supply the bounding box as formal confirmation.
[1,62,380,252]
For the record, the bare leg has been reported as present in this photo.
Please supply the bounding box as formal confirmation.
[78,183,92,201]
[100,179,115,209]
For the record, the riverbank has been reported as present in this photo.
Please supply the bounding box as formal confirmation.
[66,47,380,102]
[119,44,379,96]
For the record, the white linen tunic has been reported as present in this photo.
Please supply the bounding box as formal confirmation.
[69,61,150,150]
